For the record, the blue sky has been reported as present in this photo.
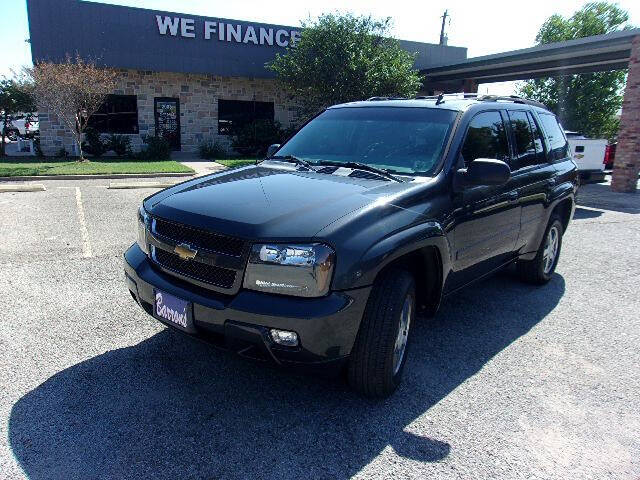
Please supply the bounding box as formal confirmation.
[2,0,639,94]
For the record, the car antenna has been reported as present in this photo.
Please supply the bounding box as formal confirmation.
[435,93,445,105]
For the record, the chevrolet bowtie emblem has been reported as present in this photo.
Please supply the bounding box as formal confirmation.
[174,243,198,261]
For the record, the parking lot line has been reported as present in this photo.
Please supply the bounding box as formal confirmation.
[75,187,93,258]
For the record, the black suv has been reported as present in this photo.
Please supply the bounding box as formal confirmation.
[124,94,577,398]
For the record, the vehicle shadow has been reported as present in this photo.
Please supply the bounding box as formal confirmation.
[577,183,640,214]
[9,271,565,480]
[573,207,604,220]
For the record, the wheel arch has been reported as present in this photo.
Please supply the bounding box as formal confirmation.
[348,221,450,316]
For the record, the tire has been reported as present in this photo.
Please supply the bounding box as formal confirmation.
[517,215,564,284]
[347,269,415,398]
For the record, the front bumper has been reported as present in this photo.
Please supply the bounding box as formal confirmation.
[124,244,371,373]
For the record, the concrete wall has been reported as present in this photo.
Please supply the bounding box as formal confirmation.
[38,70,303,156]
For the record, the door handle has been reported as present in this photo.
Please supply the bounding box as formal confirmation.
[508,190,519,201]
[548,177,557,186]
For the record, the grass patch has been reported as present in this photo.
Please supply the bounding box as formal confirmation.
[0,157,194,177]
[215,159,258,169]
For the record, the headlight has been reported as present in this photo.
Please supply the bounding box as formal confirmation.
[243,243,335,297]
[137,206,150,254]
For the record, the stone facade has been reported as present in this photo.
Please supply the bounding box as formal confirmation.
[611,35,640,193]
[38,69,303,156]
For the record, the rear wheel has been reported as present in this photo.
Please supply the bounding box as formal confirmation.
[517,216,563,284]
[347,269,415,398]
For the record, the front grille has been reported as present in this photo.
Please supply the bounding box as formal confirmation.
[154,247,236,289]
[153,217,244,257]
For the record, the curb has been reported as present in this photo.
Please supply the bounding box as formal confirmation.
[0,183,47,193]
[0,172,195,182]
[108,181,179,189]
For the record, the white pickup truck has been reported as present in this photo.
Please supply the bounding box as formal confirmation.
[565,131,607,183]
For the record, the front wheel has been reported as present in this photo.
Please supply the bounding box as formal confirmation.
[517,216,564,284]
[347,269,415,398]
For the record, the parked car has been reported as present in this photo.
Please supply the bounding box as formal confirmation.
[604,142,616,170]
[565,131,607,182]
[124,94,578,398]
[2,113,39,140]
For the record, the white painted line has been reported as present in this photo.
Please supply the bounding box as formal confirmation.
[107,182,177,189]
[0,183,46,193]
[75,187,93,258]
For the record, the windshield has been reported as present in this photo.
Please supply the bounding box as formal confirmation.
[275,107,457,175]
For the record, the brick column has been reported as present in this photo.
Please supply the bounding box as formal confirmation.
[463,78,478,93]
[611,35,640,193]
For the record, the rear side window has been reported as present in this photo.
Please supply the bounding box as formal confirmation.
[527,112,546,162]
[538,113,569,161]
[460,111,509,166]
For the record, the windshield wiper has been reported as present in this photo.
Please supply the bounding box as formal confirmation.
[315,160,402,183]
[268,155,314,171]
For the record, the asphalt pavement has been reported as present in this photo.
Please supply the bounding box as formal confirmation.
[0,178,638,479]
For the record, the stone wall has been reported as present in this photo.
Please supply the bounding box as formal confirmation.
[611,35,640,193]
[38,69,303,156]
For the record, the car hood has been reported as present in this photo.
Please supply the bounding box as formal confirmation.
[145,164,420,240]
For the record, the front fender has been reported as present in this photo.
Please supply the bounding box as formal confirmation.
[341,220,451,290]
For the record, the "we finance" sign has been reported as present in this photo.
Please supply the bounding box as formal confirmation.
[155,16,301,48]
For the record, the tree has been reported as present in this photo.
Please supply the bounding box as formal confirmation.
[0,78,36,157]
[23,54,117,160]
[267,13,423,115]
[517,2,631,140]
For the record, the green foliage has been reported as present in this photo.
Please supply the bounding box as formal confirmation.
[136,135,172,160]
[0,79,36,156]
[108,134,132,156]
[56,147,69,158]
[82,127,108,157]
[267,13,423,113]
[198,139,227,160]
[517,2,631,140]
[231,119,289,156]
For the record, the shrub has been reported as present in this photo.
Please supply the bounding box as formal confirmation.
[137,135,171,160]
[231,119,287,157]
[82,127,107,157]
[56,147,69,158]
[108,134,132,156]
[198,139,227,160]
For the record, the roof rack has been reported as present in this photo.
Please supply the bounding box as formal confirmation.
[366,96,409,101]
[476,94,548,110]
[365,93,548,110]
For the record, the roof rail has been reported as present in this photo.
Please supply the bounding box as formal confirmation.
[476,94,548,110]
[415,92,479,100]
[366,96,408,101]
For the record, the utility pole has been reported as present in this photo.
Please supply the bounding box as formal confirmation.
[439,10,449,45]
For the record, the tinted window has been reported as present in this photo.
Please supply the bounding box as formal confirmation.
[276,107,457,175]
[87,95,138,134]
[460,111,509,166]
[508,111,536,169]
[218,99,274,135]
[538,113,569,161]
[527,112,546,163]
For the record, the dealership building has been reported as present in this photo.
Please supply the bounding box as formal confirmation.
[26,0,467,155]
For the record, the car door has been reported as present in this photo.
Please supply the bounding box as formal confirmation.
[445,110,522,293]
[506,109,557,253]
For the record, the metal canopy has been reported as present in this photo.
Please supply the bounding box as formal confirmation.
[422,29,639,83]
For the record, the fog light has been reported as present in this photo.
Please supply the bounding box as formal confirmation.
[270,329,299,347]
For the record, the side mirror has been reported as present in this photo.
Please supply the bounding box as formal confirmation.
[266,144,281,158]
[457,158,511,187]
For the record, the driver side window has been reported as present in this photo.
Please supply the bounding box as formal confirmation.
[461,111,509,167]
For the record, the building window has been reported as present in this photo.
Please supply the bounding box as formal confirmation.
[87,95,139,134]
[218,99,275,135]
